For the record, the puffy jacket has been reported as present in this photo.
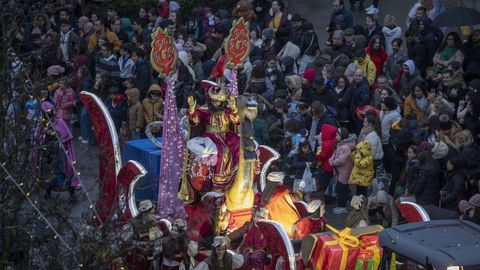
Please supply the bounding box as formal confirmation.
[142,87,164,126]
[125,88,144,131]
[316,124,338,173]
[441,172,466,210]
[54,87,76,121]
[354,56,377,86]
[414,164,441,206]
[349,140,374,187]
[329,135,356,184]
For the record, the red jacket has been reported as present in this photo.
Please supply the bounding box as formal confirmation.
[366,45,389,76]
[316,124,338,173]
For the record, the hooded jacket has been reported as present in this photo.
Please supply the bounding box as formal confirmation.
[366,45,389,76]
[126,88,144,131]
[382,25,403,55]
[316,124,338,173]
[54,87,77,121]
[349,140,374,187]
[354,55,377,86]
[142,85,164,126]
[399,60,424,99]
[329,134,356,184]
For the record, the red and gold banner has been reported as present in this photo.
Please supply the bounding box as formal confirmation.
[224,17,251,69]
[310,225,361,270]
[150,28,178,77]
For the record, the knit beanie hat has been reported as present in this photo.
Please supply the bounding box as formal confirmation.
[431,141,448,160]
[303,67,316,82]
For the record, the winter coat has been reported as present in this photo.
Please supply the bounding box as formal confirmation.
[315,124,338,173]
[106,94,127,131]
[142,91,163,126]
[125,88,144,131]
[368,191,399,227]
[372,87,401,110]
[364,131,384,161]
[414,164,441,206]
[407,41,429,72]
[405,159,420,195]
[366,46,389,76]
[366,24,385,47]
[299,31,320,57]
[118,56,135,79]
[354,56,377,86]
[134,60,152,98]
[317,88,339,110]
[54,87,76,121]
[382,25,402,55]
[332,53,352,74]
[441,172,466,210]
[330,135,356,184]
[349,140,374,187]
[380,110,402,145]
[385,49,407,82]
[433,49,465,69]
[398,69,424,99]
[463,41,480,72]
[403,94,430,120]
[350,79,371,109]
[336,87,352,123]
[292,150,316,180]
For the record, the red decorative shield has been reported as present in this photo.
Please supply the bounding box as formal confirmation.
[150,28,178,77]
[224,17,251,69]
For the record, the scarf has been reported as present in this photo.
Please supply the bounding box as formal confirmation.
[438,46,457,61]
[60,28,73,62]
[334,87,345,95]
[358,125,375,143]
[416,95,429,113]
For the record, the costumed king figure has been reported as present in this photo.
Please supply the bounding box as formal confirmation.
[226,207,271,270]
[187,80,240,190]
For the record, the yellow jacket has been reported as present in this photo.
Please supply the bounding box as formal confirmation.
[354,56,377,86]
[349,141,374,187]
[88,30,121,52]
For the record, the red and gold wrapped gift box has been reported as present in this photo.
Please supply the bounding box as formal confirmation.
[309,226,361,270]
[355,234,383,270]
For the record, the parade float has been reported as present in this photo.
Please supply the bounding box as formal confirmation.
[78,18,391,270]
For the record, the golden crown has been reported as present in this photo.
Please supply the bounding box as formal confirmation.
[207,86,228,102]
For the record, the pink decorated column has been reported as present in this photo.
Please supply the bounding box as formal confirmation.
[157,77,185,219]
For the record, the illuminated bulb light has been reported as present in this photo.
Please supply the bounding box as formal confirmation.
[89,205,93,209]
[77,172,81,176]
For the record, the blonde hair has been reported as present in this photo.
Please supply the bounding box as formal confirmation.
[384,14,397,27]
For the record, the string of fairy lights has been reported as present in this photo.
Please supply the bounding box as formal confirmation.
[0,162,80,267]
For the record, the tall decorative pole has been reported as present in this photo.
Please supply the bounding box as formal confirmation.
[150,28,185,219]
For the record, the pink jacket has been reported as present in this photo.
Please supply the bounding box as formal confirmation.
[54,87,76,121]
[329,137,356,184]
